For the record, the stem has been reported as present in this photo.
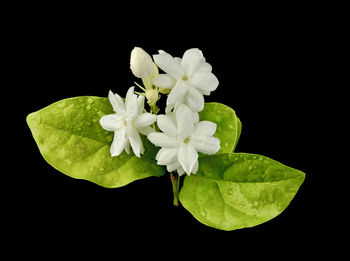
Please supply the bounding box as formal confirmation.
[150,103,159,115]
[170,172,181,206]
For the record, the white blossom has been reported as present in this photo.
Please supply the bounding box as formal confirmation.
[147,104,220,175]
[100,87,156,158]
[152,48,219,112]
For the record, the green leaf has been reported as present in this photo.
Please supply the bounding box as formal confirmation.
[179,153,305,231]
[26,96,165,188]
[199,103,241,154]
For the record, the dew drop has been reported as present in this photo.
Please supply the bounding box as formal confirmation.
[227,189,233,195]
[28,115,42,127]
[248,165,253,171]
[86,105,91,110]
[97,111,105,117]
[88,98,94,104]
[199,208,207,217]
[57,102,66,109]
[100,167,105,172]
[65,159,72,165]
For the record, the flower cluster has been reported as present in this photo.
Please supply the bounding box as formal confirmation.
[100,47,220,176]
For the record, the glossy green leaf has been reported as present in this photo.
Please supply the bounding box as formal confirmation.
[179,153,305,230]
[27,96,165,188]
[199,103,241,154]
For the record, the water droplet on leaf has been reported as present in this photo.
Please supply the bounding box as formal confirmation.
[65,159,72,165]
[199,208,207,217]
[227,189,233,195]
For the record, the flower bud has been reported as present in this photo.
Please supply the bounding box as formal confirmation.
[130,47,155,79]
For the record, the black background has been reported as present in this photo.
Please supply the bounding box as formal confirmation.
[10,3,332,258]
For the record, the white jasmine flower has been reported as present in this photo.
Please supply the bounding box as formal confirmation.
[100,87,157,158]
[152,48,219,112]
[130,47,155,79]
[147,104,220,175]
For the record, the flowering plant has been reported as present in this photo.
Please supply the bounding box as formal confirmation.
[27,47,305,230]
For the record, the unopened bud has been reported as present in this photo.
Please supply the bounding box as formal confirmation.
[130,47,154,79]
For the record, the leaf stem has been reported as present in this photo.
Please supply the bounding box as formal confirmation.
[170,172,181,206]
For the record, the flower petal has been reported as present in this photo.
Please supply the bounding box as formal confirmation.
[100,114,122,131]
[167,160,181,172]
[191,72,219,92]
[153,51,184,79]
[156,147,177,165]
[181,48,204,77]
[108,90,125,113]
[152,74,176,89]
[192,111,199,124]
[137,126,155,136]
[110,128,128,157]
[197,89,211,96]
[191,160,198,174]
[197,62,212,73]
[167,80,188,107]
[125,87,138,119]
[177,166,185,176]
[177,143,198,175]
[190,135,220,155]
[176,104,194,138]
[174,57,182,65]
[147,132,178,148]
[186,87,204,112]
[193,121,217,136]
[134,113,157,129]
[157,115,177,137]
[127,125,144,158]
[137,95,145,115]
[125,86,135,105]
[124,141,130,154]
